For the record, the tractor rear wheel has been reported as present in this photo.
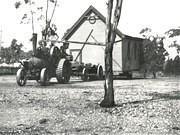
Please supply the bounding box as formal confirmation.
[56,58,71,83]
[97,65,103,80]
[16,68,27,86]
[40,68,49,86]
[81,68,88,81]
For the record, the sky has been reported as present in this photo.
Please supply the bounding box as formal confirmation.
[0,0,180,57]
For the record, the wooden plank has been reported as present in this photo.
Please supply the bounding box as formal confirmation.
[75,29,94,61]
[42,39,122,47]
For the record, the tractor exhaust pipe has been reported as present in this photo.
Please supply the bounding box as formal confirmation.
[32,33,37,56]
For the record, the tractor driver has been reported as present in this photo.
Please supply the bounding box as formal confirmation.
[60,42,69,57]
[36,40,50,59]
[60,42,73,61]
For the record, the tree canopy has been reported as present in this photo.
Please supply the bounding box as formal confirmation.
[165,27,180,55]
[15,0,58,36]
[0,39,32,64]
[140,28,169,78]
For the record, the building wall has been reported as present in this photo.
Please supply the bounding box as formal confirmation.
[122,38,143,71]
[67,13,123,72]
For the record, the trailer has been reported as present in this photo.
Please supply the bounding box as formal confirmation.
[71,61,103,81]
[70,29,103,81]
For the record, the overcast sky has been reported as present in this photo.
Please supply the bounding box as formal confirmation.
[0,0,180,57]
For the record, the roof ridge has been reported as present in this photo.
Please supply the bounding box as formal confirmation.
[62,5,124,40]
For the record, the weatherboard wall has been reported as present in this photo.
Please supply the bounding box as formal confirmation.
[122,38,143,71]
[66,12,123,72]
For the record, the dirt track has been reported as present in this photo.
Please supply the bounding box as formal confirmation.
[0,75,180,134]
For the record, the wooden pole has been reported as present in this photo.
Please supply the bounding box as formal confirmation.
[49,0,58,24]
[41,38,121,46]
[74,29,93,61]
[45,0,49,40]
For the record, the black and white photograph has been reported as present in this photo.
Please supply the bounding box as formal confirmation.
[0,0,180,134]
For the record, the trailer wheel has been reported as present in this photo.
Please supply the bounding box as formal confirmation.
[81,68,88,81]
[16,68,27,86]
[97,65,103,80]
[40,68,49,86]
[126,72,132,79]
[56,58,71,83]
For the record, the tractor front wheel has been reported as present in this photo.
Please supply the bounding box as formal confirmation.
[56,58,71,83]
[40,68,49,86]
[16,68,27,86]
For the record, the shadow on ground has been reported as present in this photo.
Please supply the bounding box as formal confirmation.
[115,90,180,108]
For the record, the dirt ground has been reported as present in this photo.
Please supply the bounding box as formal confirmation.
[0,75,180,135]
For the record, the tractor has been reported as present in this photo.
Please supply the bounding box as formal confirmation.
[16,33,72,86]
[16,0,73,86]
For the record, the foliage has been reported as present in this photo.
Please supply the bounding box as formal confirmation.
[0,39,33,64]
[165,27,180,54]
[165,28,180,38]
[168,40,180,55]
[15,1,21,9]
[15,0,57,24]
[15,0,59,40]
[164,56,180,75]
[140,27,152,37]
[15,0,41,24]
[173,55,180,75]
[164,58,173,74]
[0,47,12,64]
[140,28,169,78]
[10,39,23,62]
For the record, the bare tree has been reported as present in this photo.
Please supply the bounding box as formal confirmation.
[100,0,123,107]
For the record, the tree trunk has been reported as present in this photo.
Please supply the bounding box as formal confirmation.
[152,71,156,79]
[100,45,115,107]
[100,0,123,107]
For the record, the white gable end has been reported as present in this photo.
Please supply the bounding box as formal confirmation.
[66,12,123,72]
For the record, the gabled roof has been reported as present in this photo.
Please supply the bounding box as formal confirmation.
[62,5,143,41]
[62,5,125,40]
